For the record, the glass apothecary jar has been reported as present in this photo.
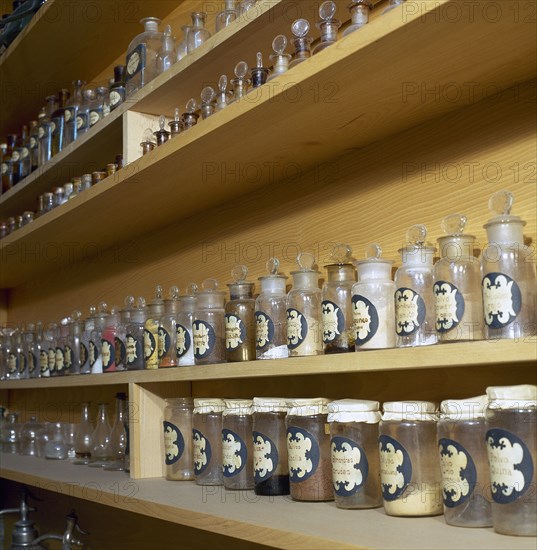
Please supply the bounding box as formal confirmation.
[163,397,194,481]
[286,398,333,501]
[379,400,443,517]
[328,399,382,509]
[485,384,536,536]
[437,395,492,527]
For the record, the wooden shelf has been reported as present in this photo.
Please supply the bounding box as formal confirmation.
[1,453,534,550]
[1,340,535,389]
[1,0,535,288]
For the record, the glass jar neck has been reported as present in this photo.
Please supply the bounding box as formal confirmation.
[326,264,355,282]
[80,403,90,422]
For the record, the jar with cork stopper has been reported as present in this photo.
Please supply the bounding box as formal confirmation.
[176,284,197,366]
[159,286,180,367]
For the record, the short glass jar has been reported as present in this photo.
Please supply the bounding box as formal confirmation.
[163,397,194,481]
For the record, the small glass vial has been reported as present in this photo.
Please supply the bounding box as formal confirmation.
[434,214,483,342]
[157,25,176,74]
[352,244,395,350]
[215,75,231,111]
[193,398,225,485]
[222,399,254,490]
[437,395,492,527]
[287,253,323,357]
[231,61,250,102]
[182,98,199,130]
[313,1,341,55]
[144,285,165,370]
[193,279,226,365]
[159,286,180,367]
[125,298,147,371]
[187,12,211,53]
[140,128,156,155]
[163,397,194,480]
[481,190,536,340]
[226,265,256,362]
[216,0,237,32]
[253,397,290,495]
[395,225,437,347]
[344,1,372,37]
[251,52,269,88]
[169,108,184,135]
[290,19,313,68]
[286,398,333,501]
[322,244,356,354]
[176,284,198,367]
[154,115,170,146]
[379,400,443,517]
[485,384,536,536]
[256,258,289,360]
[328,399,382,509]
[268,35,291,81]
[176,25,191,62]
[200,86,216,119]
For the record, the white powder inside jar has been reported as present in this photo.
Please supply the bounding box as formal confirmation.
[383,482,443,516]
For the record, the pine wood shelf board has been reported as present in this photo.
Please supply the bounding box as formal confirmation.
[0,0,180,136]
[1,340,534,389]
[1,454,534,550]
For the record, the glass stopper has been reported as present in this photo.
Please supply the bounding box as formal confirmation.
[291,18,310,37]
[406,224,427,245]
[441,213,467,236]
[169,286,179,299]
[232,264,249,282]
[98,302,108,313]
[330,243,353,263]
[71,310,82,321]
[174,108,180,122]
[164,24,172,37]
[137,297,146,308]
[155,285,163,299]
[186,283,198,296]
[319,0,337,20]
[234,61,249,79]
[297,252,315,271]
[202,278,219,291]
[219,75,228,92]
[89,306,97,316]
[272,34,288,54]
[142,128,155,143]
[186,98,198,113]
[266,257,280,275]
[365,243,382,259]
[159,115,166,131]
[489,189,513,215]
[256,51,264,68]
[201,86,216,104]
[124,295,135,308]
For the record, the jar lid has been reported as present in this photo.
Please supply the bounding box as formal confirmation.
[382,400,438,421]
[253,397,288,413]
[327,399,380,423]
[223,398,253,415]
[286,397,330,416]
[193,398,225,413]
[440,395,488,420]
[486,384,537,409]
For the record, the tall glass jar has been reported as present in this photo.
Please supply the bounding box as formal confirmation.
[352,244,395,350]
[90,303,109,374]
[73,402,93,465]
[20,416,42,457]
[255,258,288,360]
[253,397,289,495]
[125,298,147,371]
[287,253,323,357]
[481,190,536,340]
[159,287,180,367]
[192,398,225,485]
[163,397,194,480]
[193,279,226,365]
[395,225,437,348]
[485,384,536,536]
[437,395,492,527]
[225,266,256,362]
[286,398,333,501]
[435,214,483,342]
[66,312,83,375]
[379,400,443,516]
[89,403,112,467]
[144,286,165,370]
[176,285,197,367]
[187,12,211,53]
[79,307,95,375]
[328,399,382,509]
[322,245,356,354]
[222,399,254,490]
[44,323,56,378]
[101,308,120,373]
[64,80,85,146]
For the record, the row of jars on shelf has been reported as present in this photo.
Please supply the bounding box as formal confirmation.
[0,393,129,471]
[1,189,535,380]
[158,385,536,537]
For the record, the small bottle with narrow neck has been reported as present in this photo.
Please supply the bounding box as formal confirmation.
[89,402,112,467]
[216,0,237,32]
[187,12,211,53]
[159,286,180,367]
[200,86,216,119]
[290,19,312,68]
[344,1,372,37]
[145,285,165,369]
[103,392,128,471]
[268,35,291,81]
[312,1,341,55]
[215,75,231,111]
[231,61,250,102]
[73,402,93,465]
[251,52,269,88]
[176,284,198,366]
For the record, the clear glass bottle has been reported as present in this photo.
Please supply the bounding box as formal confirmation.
[216,0,237,32]
[28,119,40,172]
[256,258,289,360]
[159,287,180,367]
[231,61,250,102]
[268,35,291,81]
[313,1,341,55]
[126,297,147,371]
[222,399,254,490]
[44,422,68,459]
[344,1,372,37]
[176,284,197,367]
[73,402,93,465]
[435,214,483,342]
[322,244,356,354]
[35,322,48,378]
[144,285,165,370]
[44,322,56,378]
[157,25,176,74]
[24,323,37,379]
[379,400,443,516]
[176,25,191,62]
[395,225,437,347]
[15,327,27,379]
[200,86,216,120]
[13,125,29,183]
[352,244,395,350]
[55,318,69,376]
[101,307,120,373]
[225,266,256,362]
[38,95,57,166]
[286,398,333,501]
[169,107,183,136]
[66,311,83,375]
[290,19,312,68]
[287,253,323,357]
[182,98,199,130]
[50,88,70,156]
[163,397,194,480]
[89,403,112,467]
[187,12,211,54]
[90,303,109,374]
[193,398,225,485]
[77,87,93,139]
[64,80,86,146]
[253,397,290,495]
[103,392,128,471]
[251,52,269,88]
[239,0,257,15]
[19,125,31,179]
[215,75,231,111]
[481,190,536,340]
[115,297,132,372]
[1,134,14,193]
[485,384,536,536]
[193,279,226,365]
[109,66,126,111]
[1,412,20,454]
[20,416,42,457]
[437,395,492,527]
[328,399,382,509]
[125,17,164,96]
[79,307,95,375]
[88,87,104,128]
[153,115,170,146]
